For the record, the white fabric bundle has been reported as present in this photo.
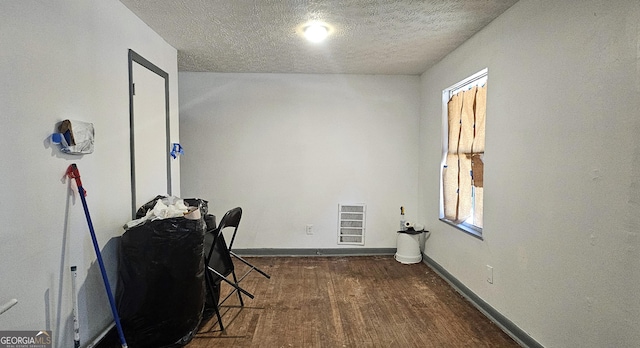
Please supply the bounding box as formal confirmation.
[125,197,196,229]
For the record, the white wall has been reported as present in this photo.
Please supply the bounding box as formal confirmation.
[0,1,179,346]
[179,73,420,249]
[419,0,640,347]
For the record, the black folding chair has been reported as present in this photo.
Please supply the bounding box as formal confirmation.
[222,208,271,295]
[203,207,270,330]
[203,212,252,331]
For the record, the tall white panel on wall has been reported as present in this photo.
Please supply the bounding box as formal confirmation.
[338,204,366,245]
[131,60,169,211]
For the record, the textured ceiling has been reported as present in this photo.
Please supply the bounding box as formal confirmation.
[119,0,518,75]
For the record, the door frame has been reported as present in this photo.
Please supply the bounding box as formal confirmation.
[128,49,171,218]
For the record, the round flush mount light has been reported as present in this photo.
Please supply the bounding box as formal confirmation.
[304,23,329,42]
[298,21,333,43]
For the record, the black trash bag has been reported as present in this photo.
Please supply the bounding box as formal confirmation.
[116,215,206,347]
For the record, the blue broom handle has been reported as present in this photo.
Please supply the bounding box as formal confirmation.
[77,184,128,348]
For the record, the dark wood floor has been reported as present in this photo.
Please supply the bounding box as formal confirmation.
[189,256,519,348]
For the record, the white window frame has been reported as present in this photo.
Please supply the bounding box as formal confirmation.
[439,68,488,239]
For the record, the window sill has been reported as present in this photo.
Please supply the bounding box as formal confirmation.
[439,218,483,240]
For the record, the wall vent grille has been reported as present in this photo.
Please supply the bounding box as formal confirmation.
[338,204,366,245]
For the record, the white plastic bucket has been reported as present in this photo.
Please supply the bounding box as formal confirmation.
[395,232,422,264]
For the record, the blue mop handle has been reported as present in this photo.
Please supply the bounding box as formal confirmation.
[68,165,128,348]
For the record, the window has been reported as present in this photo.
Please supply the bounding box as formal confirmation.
[440,69,487,238]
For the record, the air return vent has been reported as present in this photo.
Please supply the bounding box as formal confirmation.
[338,204,366,245]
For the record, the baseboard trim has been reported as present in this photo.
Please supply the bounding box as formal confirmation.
[233,248,396,257]
[423,254,543,348]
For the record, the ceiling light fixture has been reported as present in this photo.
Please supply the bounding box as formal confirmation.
[303,23,329,43]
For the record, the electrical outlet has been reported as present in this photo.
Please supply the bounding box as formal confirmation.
[306,224,313,235]
[486,265,494,284]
